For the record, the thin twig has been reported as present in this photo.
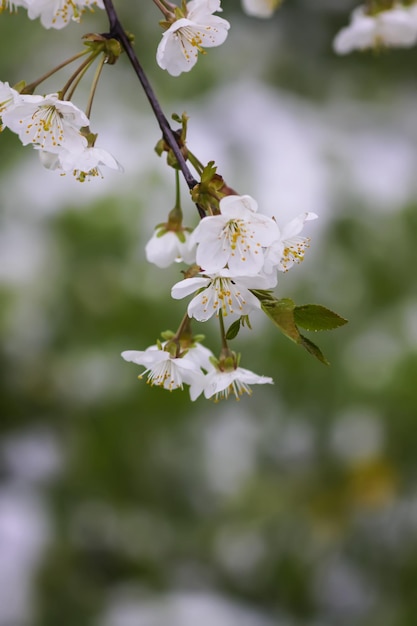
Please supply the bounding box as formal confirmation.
[102,0,203,216]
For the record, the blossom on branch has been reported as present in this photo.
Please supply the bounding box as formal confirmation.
[145,227,196,268]
[38,142,122,181]
[192,194,280,276]
[190,364,273,401]
[171,269,267,322]
[333,4,417,54]
[24,0,104,29]
[263,211,318,275]
[156,0,230,76]
[121,343,208,391]
[2,92,89,152]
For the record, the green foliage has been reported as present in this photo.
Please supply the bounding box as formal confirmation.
[254,293,346,365]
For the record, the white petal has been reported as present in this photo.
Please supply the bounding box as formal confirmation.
[171,276,209,300]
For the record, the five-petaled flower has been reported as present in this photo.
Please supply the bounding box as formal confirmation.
[263,211,318,276]
[190,364,273,401]
[192,194,280,276]
[156,0,230,76]
[2,92,89,152]
[38,143,123,181]
[24,0,105,29]
[121,343,205,391]
[171,269,268,322]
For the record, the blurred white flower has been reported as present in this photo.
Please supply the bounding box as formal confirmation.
[333,4,417,54]
[241,0,279,19]
[145,228,196,268]
[156,0,230,76]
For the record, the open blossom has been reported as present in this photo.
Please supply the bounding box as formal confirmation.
[121,344,204,391]
[263,212,318,275]
[171,269,267,322]
[241,0,280,19]
[2,92,89,152]
[24,0,104,29]
[192,194,280,276]
[156,0,230,76]
[145,227,196,268]
[333,5,417,54]
[190,364,273,401]
[38,143,122,181]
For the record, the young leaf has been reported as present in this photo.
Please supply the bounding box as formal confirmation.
[260,298,300,343]
[226,319,241,340]
[299,334,329,365]
[294,304,348,331]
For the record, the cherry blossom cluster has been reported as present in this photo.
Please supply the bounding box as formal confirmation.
[0,81,121,181]
[333,1,417,54]
[1,0,349,401]
[122,194,317,401]
[0,0,104,29]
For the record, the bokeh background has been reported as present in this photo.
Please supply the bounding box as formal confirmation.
[2,1,417,625]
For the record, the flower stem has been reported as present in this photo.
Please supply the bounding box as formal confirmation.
[22,48,91,94]
[60,53,98,100]
[152,0,174,19]
[85,54,106,119]
[102,0,205,218]
[175,169,181,209]
[187,150,205,176]
[218,310,229,352]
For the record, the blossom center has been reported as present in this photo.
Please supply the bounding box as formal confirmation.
[24,105,65,147]
[140,357,183,391]
[177,26,205,55]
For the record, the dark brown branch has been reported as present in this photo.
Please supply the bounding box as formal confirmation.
[102,0,205,218]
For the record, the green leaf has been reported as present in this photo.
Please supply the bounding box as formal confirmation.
[299,334,329,365]
[260,297,330,365]
[261,298,299,343]
[226,319,241,340]
[294,304,348,331]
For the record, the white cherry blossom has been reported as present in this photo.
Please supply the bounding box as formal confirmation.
[241,0,279,19]
[38,143,122,181]
[192,194,280,276]
[190,364,273,401]
[263,211,317,275]
[333,5,417,54]
[2,93,89,152]
[156,0,230,76]
[171,269,265,322]
[25,0,104,29]
[145,228,196,268]
[121,344,204,391]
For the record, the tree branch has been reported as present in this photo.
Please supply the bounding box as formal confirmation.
[102,0,203,214]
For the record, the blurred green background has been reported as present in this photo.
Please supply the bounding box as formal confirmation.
[2,1,417,625]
